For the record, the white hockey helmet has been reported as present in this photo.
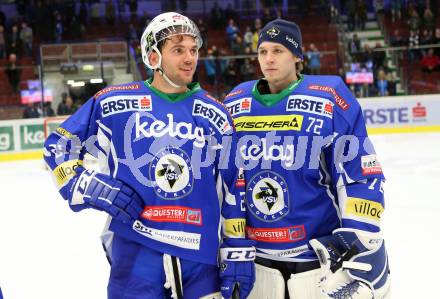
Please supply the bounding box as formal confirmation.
[141,12,203,70]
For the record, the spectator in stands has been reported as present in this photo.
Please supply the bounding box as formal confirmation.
[356,1,367,31]
[422,8,435,34]
[254,18,262,32]
[69,16,83,40]
[261,8,272,27]
[6,53,20,93]
[57,95,74,116]
[20,21,33,57]
[211,2,224,29]
[0,9,5,27]
[389,29,405,47]
[386,72,396,96]
[306,43,321,75]
[244,26,253,48]
[0,25,5,58]
[251,20,262,53]
[421,48,440,73]
[348,33,361,62]
[224,3,236,21]
[79,0,88,26]
[22,102,40,119]
[127,0,138,21]
[179,0,188,13]
[391,0,402,22]
[126,23,138,45]
[243,46,255,62]
[408,9,421,32]
[197,19,208,52]
[360,44,374,68]
[43,102,55,117]
[204,48,217,85]
[106,1,116,26]
[338,67,346,83]
[231,35,245,56]
[434,28,440,57]
[8,24,21,56]
[346,0,356,31]
[420,28,434,56]
[240,58,255,82]
[224,59,237,92]
[54,13,63,43]
[226,19,239,49]
[373,42,386,70]
[376,69,388,96]
[408,29,420,62]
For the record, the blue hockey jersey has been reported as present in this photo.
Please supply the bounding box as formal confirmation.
[224,75,386,262]
[44,80,245,266]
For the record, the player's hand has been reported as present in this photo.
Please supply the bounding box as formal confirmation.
[68,168,144,223]
[219,238,256,299]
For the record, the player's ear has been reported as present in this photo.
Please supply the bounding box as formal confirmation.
[149,51,159,66]
[293,55,302,63]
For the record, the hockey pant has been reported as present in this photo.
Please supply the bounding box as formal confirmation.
[107,234,221,299]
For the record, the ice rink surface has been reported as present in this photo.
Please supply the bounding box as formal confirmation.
[1,133,439,299]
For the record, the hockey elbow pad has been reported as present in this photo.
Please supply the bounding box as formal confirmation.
[220,238,256,299]
[67,167,144,223]
[309,228,391,299]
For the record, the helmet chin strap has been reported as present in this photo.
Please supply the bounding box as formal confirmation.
[157,67,183,89]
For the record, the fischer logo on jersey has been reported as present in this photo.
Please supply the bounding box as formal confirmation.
[246,225,306,243]
[361,154,382,175]
[135,113,205,147]
[101,95,152,117]
[192,99,231,134]
[226,97,252,116]
[141,206,202,225]
[286,95,333,118]
[234,115,303,132]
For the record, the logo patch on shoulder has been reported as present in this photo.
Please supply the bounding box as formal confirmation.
[286,95,333,118]
[361,155,382,175]
[308,85,349,110]
[192,99,232,134]
[100,95,152,117]
[226,97,252,116]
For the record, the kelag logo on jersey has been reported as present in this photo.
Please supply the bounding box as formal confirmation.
[192,99,231,134]
[226,97,252,116]
[150,147,194,200]
[100,95,152,117]
[234,115,303,132]
[286,95,333,119]
[247,171,289,222]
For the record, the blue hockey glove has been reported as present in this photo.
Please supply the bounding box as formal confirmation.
[220,238,256,299]
[309,228,391,299]
[68,168,144,223]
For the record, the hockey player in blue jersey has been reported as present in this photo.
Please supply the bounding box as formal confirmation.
[223,19,391,299]
[44,12,255,299]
